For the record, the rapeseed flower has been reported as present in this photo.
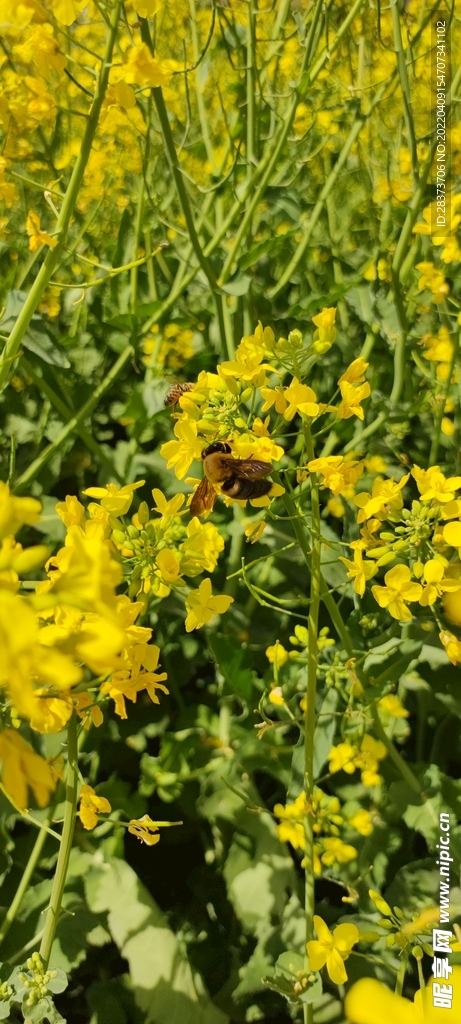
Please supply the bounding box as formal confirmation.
[372,564,422,621]
[345,967,461,1023]
[83,480,145,517]
[339,549,377,596]
[184,578,233,632]
[337,381,371,421]
[307,455,364,496]
[0,729,56,810]
[79,784,112,830]
[160,418,204,479]
[307,915,359,985]
[283,378,320,420]
[26,210,58,252]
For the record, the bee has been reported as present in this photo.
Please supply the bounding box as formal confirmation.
[164,382,195,407]
[190,441,273,518]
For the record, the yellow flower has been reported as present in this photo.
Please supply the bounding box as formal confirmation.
[327,497,345,517]
[378,694,409,719]
[320,837,357,866]
[26,210,58,252]
[269,686,285,706]
[155,548,182,587]
[339,549,378,596]
[245,520,266,543]
[266,643,288,667]
[79,784,112,831]
[56,495,85,528]
[184,578,233,632]
[338,358,369,385]
[412,465,461,504]
[372,564,422,621]
[127,814,180,846]
[74,692,104,730]
[307,456,364,496]
[274,793,307,850]
[307,915,359,985]
[160,418,204,479]
[28,691,73,734]
[283,378,320,420]
[312,307,336,353]
[260,384,288,414]
[349,808,373,836]
[442,521,461,550]
[83,480,145,517]
[151,489,186,518]
[0,729,56,810]
[439,630,461,665]
[49,0,87,26]
[357,735,387,786]
[418,558,461,606]
[328,742,356,774]
[416,260,450,302]
[354,475,409,523]
[337,381,371,420]
[0,482,41,538]
[345,966,461,1024]
[119,43,172,88]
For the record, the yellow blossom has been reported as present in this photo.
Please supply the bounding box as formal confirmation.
[260,384,288,414]
[283,378,320,420]
[378,694,409,719]
[338,358,369,385]
[0,482,41,538]
[78,784,112,831]
[327,497,345,517]
[269,686,285,706]
[160,418,204,479]
[337,381,371,420]
[155,548,182,586]
[184,578,233,632]
[0,729,56,810]
[265,642,288,667]
[312,307,336,353]
[307,915,359,985]
[26,210,58,252]
[354,475,409,523]
[412,465,461,504]
[439,629,461,665]
[321,836,357,866]
[74,692,104,730]
[418,558,461,606]
[55,495,85,528]
[83,480,145,517]
[119,43,172,88]
[339,549,378,596]
[349,809,373,836]
[49,0,87,26]
[245,520,266,543]
[372,564,422,621]
[345,966,461,1024]
[307,456,364,496]
[416,261,450,302]
[328,742,356,774]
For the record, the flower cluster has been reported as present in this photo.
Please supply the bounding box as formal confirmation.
[274,787,373,874]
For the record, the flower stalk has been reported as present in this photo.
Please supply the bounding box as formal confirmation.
[39,714,79,970]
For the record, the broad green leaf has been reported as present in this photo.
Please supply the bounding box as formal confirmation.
[85,858,228,1024]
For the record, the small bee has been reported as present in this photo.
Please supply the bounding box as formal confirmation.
[190,441,273,518]
[164,382,195,407]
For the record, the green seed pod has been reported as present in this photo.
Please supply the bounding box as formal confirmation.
[128,580,141,598]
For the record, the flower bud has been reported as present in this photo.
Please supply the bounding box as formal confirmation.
[138,501,149,526]
[12,545,49,573]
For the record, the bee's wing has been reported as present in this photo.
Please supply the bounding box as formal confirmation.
[190,476,217,517]
[223,457,273,480]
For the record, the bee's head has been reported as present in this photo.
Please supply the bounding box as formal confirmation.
[201,441,232,459]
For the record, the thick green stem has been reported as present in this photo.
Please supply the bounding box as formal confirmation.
[14,344,133,492]
[39,715,78,969]
[0,0,123,392]
[303,425,321,960]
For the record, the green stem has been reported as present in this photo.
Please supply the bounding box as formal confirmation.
[0,0,123,392]
[14,344,133,493]
[0,805,56,949]
[247,0,256,175]
[303,425,321,961]
[39,714,78,969]
[395,947,410,996]
[390,0,418,184]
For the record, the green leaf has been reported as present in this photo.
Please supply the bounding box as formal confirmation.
[314,687,338,777]
[220,276,251,296]
[223,810,296,933]
[238,238,280,271]
[85,858,228,1024]
[47,969,68,995]
[207,634,255,702]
